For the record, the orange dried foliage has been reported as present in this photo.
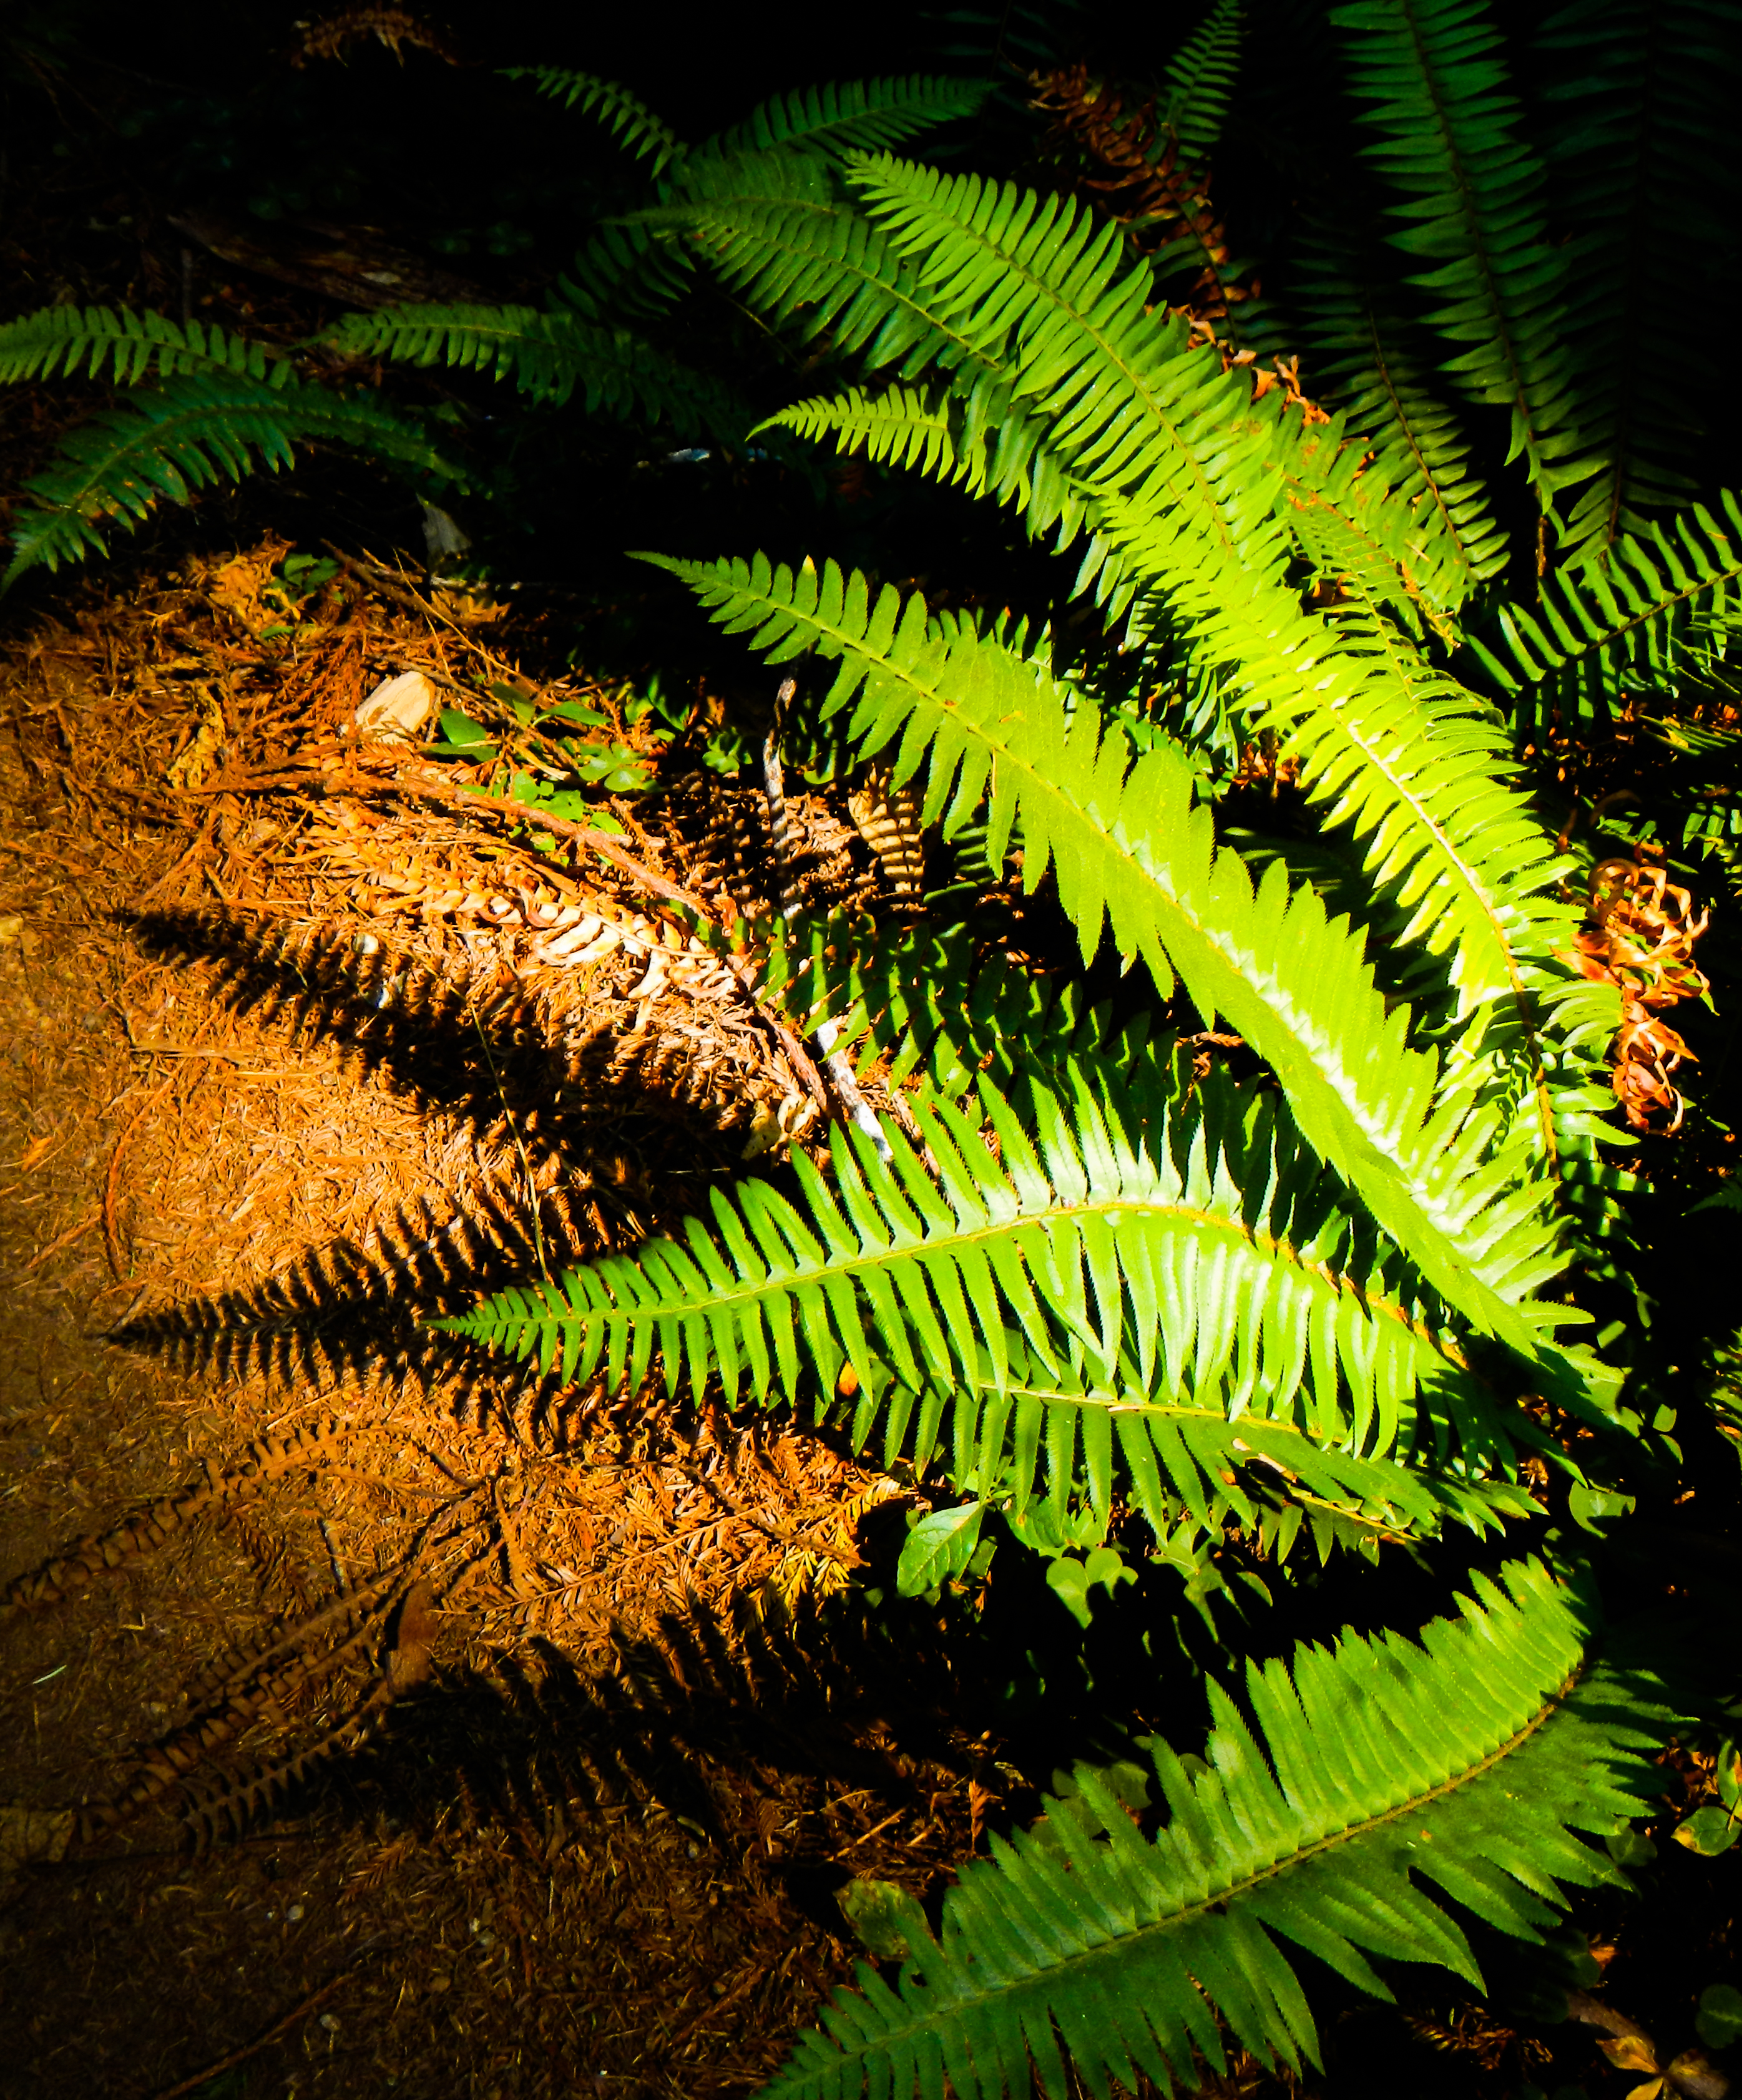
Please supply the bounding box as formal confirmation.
[1030,63,1240,313]
[1573,844,1711,1132]
[290,6,460,67]
[1029,64,1328,423]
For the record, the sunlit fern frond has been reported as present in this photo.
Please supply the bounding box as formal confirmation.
[647,547,1577,1347]
[439,1052,1564,1535]
[761,1559,1676,2100]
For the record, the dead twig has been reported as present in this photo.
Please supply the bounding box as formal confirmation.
[147,1946,381,2100]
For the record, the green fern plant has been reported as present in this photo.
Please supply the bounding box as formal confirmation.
[11,11,1740,2090]
[429,12,1736,2083]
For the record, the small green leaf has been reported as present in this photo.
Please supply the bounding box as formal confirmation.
[1006,1503,1105,1558]
[1716,1740,1741,1814]
[1083,1545,1137,1601]
[1568,1483,1637,1531]
[1674,1806,1740,1857]
[1045,1556,1094,1628]
[1047,1547,1135,1628]
[836,1878,921,1963]
[437,706,491,747]
[1605,1825,1658,1868]
[425,738,500,761]
[1696,1983,1742,2051]
[540,700,612,728]
[896,1500,984,1596]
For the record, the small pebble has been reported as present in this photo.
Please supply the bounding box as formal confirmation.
[286,1903,305,1922]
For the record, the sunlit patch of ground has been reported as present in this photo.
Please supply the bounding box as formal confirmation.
[0,544,976,2099]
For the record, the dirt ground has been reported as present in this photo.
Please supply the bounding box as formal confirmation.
[0,539,984,2099]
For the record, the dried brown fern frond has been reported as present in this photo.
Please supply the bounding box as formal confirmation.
[290,6,461,68]
[1030,61,1243,320]
[1029,62,1326,424]
[1573,842,1711,1131]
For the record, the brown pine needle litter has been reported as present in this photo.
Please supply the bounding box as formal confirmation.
[0,539,981,2099]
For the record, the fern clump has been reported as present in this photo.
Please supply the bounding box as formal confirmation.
[9,8,1740,2092]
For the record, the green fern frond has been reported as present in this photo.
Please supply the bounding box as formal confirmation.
[501,66,683,172]
[829,159,1571,1022]
[735,169,1595,1179]
[1537,0,1736,561]
[906,1362,1543,1556]
[1271,408,1465,640]
[1288,250,1510,596]
[324,303,746,436]
[440,1053,1538,1507]
[645,549,1574,1348]
[762,1559,1675,2099]
[762,383,1082,542]
[1328,0,1590,509]
[849,154,1289,575]
[648,162,992,391]
[0,305,290,388]
[554,223,697,324]
[705,76,988,164]
[757,916,1142,1105]
[1468,489,1742,735]
[1159,0,1245,157]
[2,375,463,588]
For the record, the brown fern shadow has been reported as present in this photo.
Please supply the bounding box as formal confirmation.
[160,1584,986,1932]
[125,902,769,1174]
[105,903,783,1403]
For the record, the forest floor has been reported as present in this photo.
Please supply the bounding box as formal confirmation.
[0,537,991,2100]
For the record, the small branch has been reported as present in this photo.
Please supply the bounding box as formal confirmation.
[149,1948,381,2100]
